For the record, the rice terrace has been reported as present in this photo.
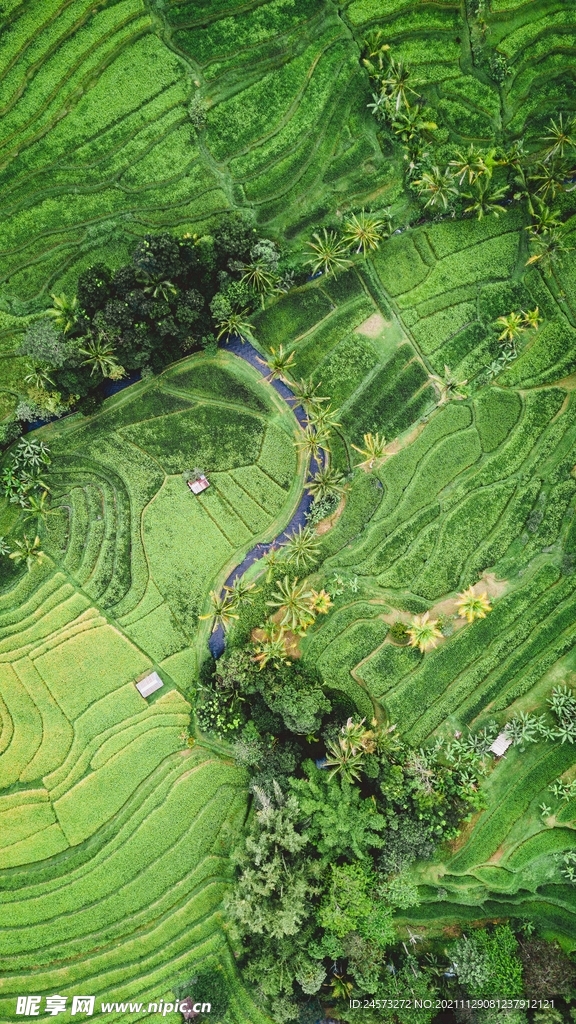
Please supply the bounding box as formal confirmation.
[0,0,576,1021]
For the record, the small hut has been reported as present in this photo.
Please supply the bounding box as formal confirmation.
[187,473,210,495]
[135,671,164,699]
[489,732,512,758]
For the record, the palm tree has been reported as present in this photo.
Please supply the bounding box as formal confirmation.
[225,576,260,607]
[261,546,284,584]
[79,335,122,378]
[362,29,390,72]
[305,229,352,276]
[267,575,315,633]
[494,311,525,344]
[324,735,365,783]
[24,364,55,390]
[307,465,345,501]
[307,402,341,433]
[407,612,442,653]
[142,277,177,302]
[456,586,491,623]
[414,166,458,210]
[9,534,45,571]
[380,57,417,112]
[283,525,321,569]
[449,145,489,185]
[240,262,278,297]
[294,425,331,460]
[215,309,254,343]
[541,114,576,162]
[22,490,54,527]
[463,178,507,219]
[342,210,386,255]
[308,588,332,615]
[430,365,468,404]
[46,292,79,334]
[526,226,574,273]
[198,590,239,632]
[0,536,10,557]
[263,344,296,381]
[252,624,289,670]
[351,431,387,469]
[392,108,437,145]
[289,378,330,416]
[522,306,542,330]
[530,159,569,201]
[14,438,51,470]
[529,199,562,235]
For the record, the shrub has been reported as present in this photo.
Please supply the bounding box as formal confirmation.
[452,925,523,998]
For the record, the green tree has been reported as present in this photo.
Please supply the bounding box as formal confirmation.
[267,576,315,633]
[290,378,329,416]
[351,431,387,469]
[456,586,491,623]
[414,166,458,209]
[526,226,574,273]
[291,764,386,861]
[495,311,525,343]
[294,425,331,461]
[307,465,345,502]
[407,613,442,652]
[78,335,123,378]
[225,783,318,939]
[463,177,507,219]
[283,525,321,570]
[452,925,523,998]
[342,210,387,255]
[46,292,79,334]
[380,57,417,112]
[449,145,490,185]
[198,589,239,632]
[214,308,254,343]
[263,344,296,381]
[540,113,576,162]
[9,534,45,571]
[305,229,352,276]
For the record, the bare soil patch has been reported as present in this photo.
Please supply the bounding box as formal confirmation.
[356,312,388,337]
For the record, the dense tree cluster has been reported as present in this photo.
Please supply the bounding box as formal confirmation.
[15,217,300,421]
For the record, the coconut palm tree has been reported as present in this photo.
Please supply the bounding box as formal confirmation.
[0,536,10,557]
[449,145,489,185]
[414,165,458,210]
[494,311,525,344]
[142,277,178,302]
[307,465,345,501]
[530,159,570,201]
[541,114,576,163]
[267,575,315,633]
[392,108,437,145]
[215,309,254,343]
[305,229,352,276]
[22,490,54,527]
[529,199,562,236]
[198,590,239,632]
[463,178,507,219]
[46,292,79,334]
[351,432,387,469]
[294,425,331,460]
[78,335,122,378]
[456,586,491,623]
[225,576,260,607]
[526,226,574,273]
[307,402,341,433]
[430,365,468,404]
[283,525,321,569]
[342,210,386,255]
[9,534,45,571]
[261,546,284,583]
[24,364,55,390]
[521,306,542,330]
[240,262,278,299]
[407,612,442,653]
[289,378,330,416]
[252,624,289,670]
[263,344,296,381]
[308,588,332,615]
[380,57,418,112]
[324,735,365,783]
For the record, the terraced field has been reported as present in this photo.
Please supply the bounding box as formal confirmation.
[0,560,258,1023]
[0,351,301,1020]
